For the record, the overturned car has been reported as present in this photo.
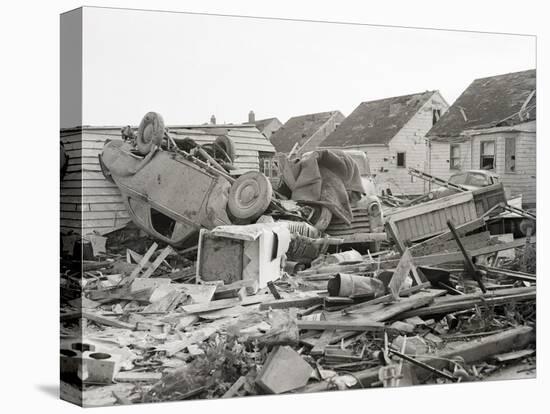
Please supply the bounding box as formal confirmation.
[99,112,382,250]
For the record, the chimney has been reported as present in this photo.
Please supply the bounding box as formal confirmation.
[210,114,216,125]
[248,110,255,124]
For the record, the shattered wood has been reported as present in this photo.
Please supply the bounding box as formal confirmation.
[60,179,536,405]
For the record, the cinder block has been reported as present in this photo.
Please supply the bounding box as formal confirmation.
[81,351,121,384]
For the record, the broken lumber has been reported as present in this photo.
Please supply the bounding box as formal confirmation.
[297,320,386,332]
[182,295,265,314]
[141,246,173,278]
[126,243,158,283]
[478,265,536,283]
[301,325,535,392]
[388,248,416,298]
[344,289,446,321]
[259,295,324,311]
[492,349,535,363]
[397,286,536,319]
[60,311,135,330]
[115,372,163,383]
[222,376,247,398]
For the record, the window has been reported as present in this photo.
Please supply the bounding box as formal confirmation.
[432,109,442,125]
[505,137,516,173]
[396,152,406,167]
[259,152,279,178]
[263,159,271,175]
[480,141,495,170]
[450,144,461,170]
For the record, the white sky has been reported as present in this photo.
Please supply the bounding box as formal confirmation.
[78,7,536,128]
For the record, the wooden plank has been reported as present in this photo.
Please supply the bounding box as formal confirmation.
[492,349,534,363]
[141,246,173,278]
[343,289,445,321]
[389,191,473,222]
[398,287,536,318]
[309,330,336,356]
[88,203,127,212]
[222,376,247,398]
[62,179,117,189]
[61,187,122,196]
[63,211,129,220]
[126,243,158,282]
[79,312,135,330]
[296,320,386,332]
[389,248,414,298]
[115,372,163,383]
[478,266,536,282]
[181,296,265,314]
[259,296,324,311]
[61,218,130,228]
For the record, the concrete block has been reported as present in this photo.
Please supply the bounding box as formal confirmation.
[256,345,313,394]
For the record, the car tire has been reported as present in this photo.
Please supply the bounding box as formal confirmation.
[136,112,165,155]
[310,206,333,232]
[228,171,273,223]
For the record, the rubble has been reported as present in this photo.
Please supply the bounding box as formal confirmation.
[60,117,536,406]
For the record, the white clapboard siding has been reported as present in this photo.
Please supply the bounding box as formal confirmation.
[60,124,275,234]
[428,126,536,207]
[61,128,130,234]
[171,125,275,174]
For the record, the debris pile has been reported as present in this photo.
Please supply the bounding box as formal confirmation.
[60,216,536,406]
[60,113,536,406]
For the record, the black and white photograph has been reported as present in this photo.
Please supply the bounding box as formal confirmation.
[55,3,538,409]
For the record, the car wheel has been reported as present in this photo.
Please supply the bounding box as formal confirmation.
[228,171,273,223]
[136,112,165,155]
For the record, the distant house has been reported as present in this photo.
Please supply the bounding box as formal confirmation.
[426,69,536,207]
[60,123,274,235]
[246,111,282,140]
[319,91,449,195]
[270,111,345,155]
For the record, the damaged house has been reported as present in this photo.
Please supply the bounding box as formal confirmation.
[319,91,449,196]
[269,110,345,156]
[426,69,536,207]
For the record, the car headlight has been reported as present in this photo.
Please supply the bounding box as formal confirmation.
[368,202,381,217]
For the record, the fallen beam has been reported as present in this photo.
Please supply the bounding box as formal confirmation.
[398,287,536,319]
[297,320,386,332]
[259,296,324,311]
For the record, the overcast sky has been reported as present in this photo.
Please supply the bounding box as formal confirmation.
[75,7,536,128]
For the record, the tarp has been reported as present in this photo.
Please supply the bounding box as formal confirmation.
[280,150,365,224]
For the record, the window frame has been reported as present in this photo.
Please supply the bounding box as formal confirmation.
[480,140,496,171]
[504,136,517,173]
[396,152,406,168]
[432,108,442,125]
[449,144,461,170]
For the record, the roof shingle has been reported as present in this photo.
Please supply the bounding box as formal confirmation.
[427,69,536,138]
[320,91,436,147]
[270,111,343,153]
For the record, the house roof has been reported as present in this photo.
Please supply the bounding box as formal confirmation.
[252,117,280,131]
[319,91,437,148]
[427,69,536,138]
[270,111,342,153]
